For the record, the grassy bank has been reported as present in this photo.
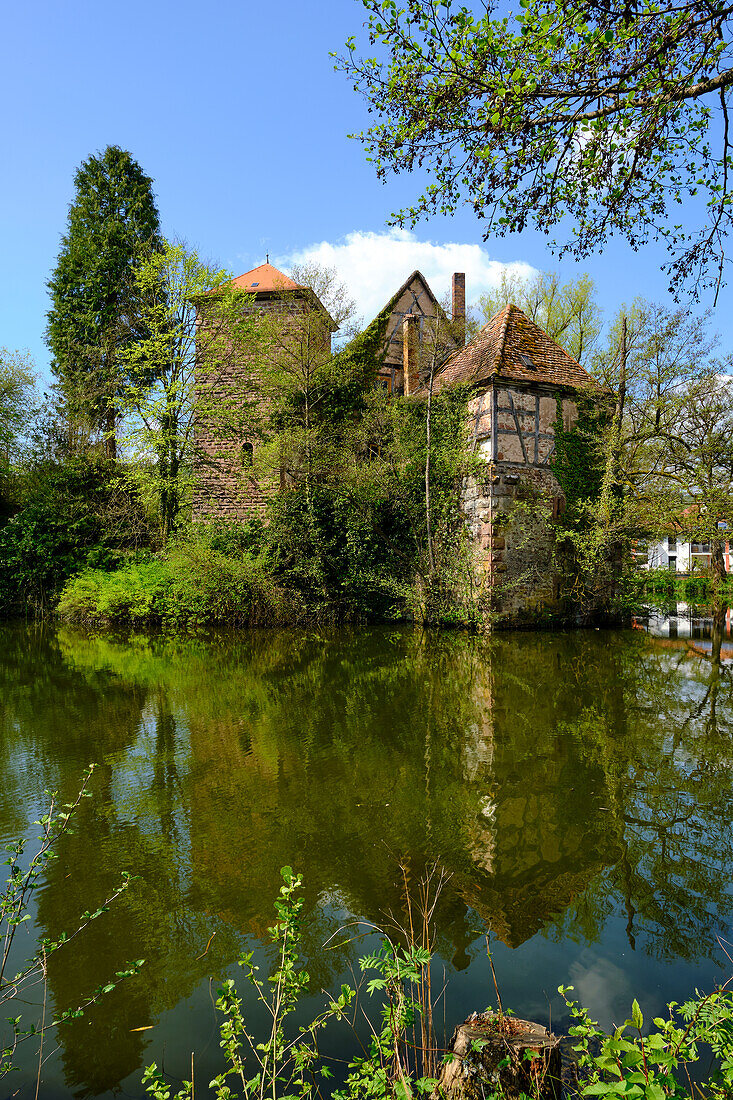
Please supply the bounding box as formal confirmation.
[56,527,303,629]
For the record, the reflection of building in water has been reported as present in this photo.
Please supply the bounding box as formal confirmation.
[646,603,733,655]
[455,639,617,948]
[179,633,625,958]
[460,734,613,948]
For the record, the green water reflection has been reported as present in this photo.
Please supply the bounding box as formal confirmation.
[0,623,731,1098]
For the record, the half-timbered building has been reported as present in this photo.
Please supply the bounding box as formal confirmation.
[427,303,601,619]
[192,262,601,620]
[373,270,465,394]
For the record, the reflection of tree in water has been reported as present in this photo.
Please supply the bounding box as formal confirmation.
[557,613,733,962]
[1,620,732,1096]
[0,623,147,836]
[681,602,732,738]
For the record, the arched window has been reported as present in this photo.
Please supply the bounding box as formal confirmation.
[241,441,254,468]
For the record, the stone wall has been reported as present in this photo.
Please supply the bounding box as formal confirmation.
[463,464,562,621]
[192,294,331,522]
[463,381,577,623]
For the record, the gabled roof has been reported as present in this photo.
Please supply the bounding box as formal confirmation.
[377,269,442,318]
[432,304,597,393]
[230,263,302,292]
[371,270,457,371]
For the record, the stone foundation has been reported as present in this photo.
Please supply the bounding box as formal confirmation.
[463,464,563,624]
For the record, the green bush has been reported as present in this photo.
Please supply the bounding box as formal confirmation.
[57,525,297,628]
[639,567,733,601]
[0,456,151,616]
[562,984,733,1100]
[160,536,292,627]
[57,560,169,624]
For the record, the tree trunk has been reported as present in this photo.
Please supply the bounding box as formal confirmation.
[711,538,727,587]
[104,405,117,461]
[425,354,435,578]
[435,1014,562,1100]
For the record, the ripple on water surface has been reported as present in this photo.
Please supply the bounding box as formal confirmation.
[0,620,731,1099]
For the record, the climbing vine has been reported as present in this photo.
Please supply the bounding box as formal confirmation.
[550,393,608,524]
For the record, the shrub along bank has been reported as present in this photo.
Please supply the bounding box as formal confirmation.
[56,528,298,628]
[2,384,480,628]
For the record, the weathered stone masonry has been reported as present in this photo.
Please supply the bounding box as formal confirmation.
[193,264,336,522]
[193,263,601,621]
[429,303,599,622]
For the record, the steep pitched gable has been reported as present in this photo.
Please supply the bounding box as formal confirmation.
[432,304,597,393]
[375,270,454,370]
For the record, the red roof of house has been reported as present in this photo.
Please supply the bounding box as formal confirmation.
[430,304,598,393]
[229,263,302,292]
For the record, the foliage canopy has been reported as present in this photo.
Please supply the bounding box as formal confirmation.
[46,146,162,456]
[337,0,733,297]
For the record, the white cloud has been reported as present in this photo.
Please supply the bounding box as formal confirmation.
[568,953,633,1029]
[274,228,537,325]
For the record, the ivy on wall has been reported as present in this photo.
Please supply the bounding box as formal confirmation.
[550,393,608,523]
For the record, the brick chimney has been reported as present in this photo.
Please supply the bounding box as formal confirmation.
[403,313,420,395]
[452,272,466,346]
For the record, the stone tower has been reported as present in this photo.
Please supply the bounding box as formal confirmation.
[193,263,336,522]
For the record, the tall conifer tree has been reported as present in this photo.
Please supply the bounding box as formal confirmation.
[46,146,161,458]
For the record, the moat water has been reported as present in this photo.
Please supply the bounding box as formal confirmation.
[1,617,731,1098]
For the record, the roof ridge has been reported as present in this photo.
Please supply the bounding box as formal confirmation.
[492,304,513,372]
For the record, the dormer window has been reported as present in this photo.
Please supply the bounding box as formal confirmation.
[518,353,536,370]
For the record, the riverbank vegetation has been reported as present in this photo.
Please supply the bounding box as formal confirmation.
[640,568,733,601]
[141,865,733,1100]
[2,146,733,628]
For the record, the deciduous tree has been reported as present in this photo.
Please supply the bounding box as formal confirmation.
[477,270,602,365]
[0,348,37,471]
[338,0,733,297]
[118,242,266,540]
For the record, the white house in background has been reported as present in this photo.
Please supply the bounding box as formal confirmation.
[645,533,731,572]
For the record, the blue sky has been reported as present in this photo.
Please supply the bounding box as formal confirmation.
[2,0,730,386]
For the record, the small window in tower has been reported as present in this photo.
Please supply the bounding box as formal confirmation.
[242,442,254,468]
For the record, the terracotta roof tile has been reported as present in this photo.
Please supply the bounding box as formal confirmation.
[229,263,302,293]
[430,304,598,394]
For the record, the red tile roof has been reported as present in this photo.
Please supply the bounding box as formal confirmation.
[229,263,302,292]
[430,304,598,393]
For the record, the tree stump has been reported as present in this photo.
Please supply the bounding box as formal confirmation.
[434,1013,562,1100]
